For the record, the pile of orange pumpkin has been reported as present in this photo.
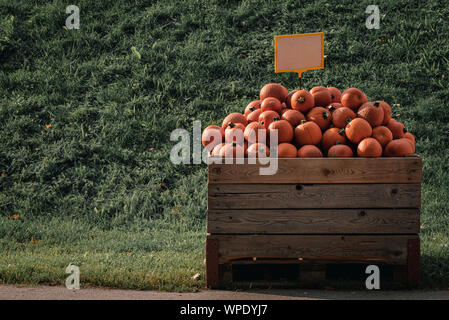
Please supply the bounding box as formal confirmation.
[202,83,416,158]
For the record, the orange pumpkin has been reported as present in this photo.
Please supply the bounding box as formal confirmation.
[268,119,294,143]
[357,138,382,158]
[244,100,261,117]
[285,90,297,108]
[306,107,331,131]
[327,102,344,113]
[327,87,342,103]
[384,139,414,157]
[244,122,266,144]
[310,86,332,107]
[260,83,288,102]
[281,109,306,127]
[219,142,246,158]
[327,143,353,158]
[277,143,297,158]
[260,97,282,114]
[404,132,415,145]
[321,128,347,153]
[247,143,270,158]
[331,107,356,128]
[259,110,280,130]
[224,122,245,144]
[294,121,322,146]
[211,142,225,156]
[375,101,392,125]
[341,88,368,111]
[357,102,385,127]
[291,89,315,113]
[387,119,406,139]
[345,118,372,144]
[222,112,247,129]
[297,145,323,158]
[246,108,262,123]
[201,125,225,151]
[371,126,393,148]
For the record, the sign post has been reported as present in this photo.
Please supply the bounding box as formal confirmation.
[274,32,324,89]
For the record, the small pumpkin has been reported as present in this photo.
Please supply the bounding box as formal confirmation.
[291,89,315,113]
[345,118,373,144]
[246,108,262,123]
[211,142,225,156]
[247,143,270,158]
[327,143,354,158]
[357,137,382,158]
[281,109,306,127]
[219,142,246,158]
[321,127,347,153]
[244,122,266,144]
[371,126,393,148]
[340,88,368,111]
[376,101,392,125]
[357,102,385,127]
[260,83,289,102]
[331,107,356,128]
[277,143,297,158]
[222,112,247,129]
[268,118,294,143]
[224,122,245,144]
[309,86,332,107]
[259,110,280,130]
[285,90,297,108]
[387,119,406,139]
[327,87,342,103]
[201,125,225,151]
[327,102,344,113]
[384,138,414,157]
[260,97,282,114]
[244,100,261,117]
[306,107,331,131]
[297,145,323,158]
[404,132,415,145]
[294,120,322,146]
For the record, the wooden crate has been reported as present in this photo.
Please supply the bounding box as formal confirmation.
[206,156,422,288]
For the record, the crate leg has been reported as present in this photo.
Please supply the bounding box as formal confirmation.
[407,238,420,285]
[299,264,326,287]
[206,238,219,288]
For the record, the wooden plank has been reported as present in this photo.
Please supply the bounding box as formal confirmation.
[407,238,420,284]
[205,238,219,288]
[208,156,422,184]
[207,208,420,234]
[208,184,421,209]
[209,235,417,265]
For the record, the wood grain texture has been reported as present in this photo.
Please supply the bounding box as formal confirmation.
[208,235,418,265]
[208,156,422,184]
[208,184,421,209]
[207,208,420,234]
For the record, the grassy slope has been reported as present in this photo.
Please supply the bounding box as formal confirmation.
[0,0,448,291]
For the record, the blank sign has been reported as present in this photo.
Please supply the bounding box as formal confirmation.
[275,33,324,75]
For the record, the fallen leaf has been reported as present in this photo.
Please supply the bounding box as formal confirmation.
[191,273,201,280]
[31,237,40,244]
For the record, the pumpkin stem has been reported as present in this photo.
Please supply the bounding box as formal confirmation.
[323,112,329,119]
[260,121,264,125]
[335,141,342,145]
[403,127,407,133]
[228,122,235,128]
[274,117,280,121]
[249,107,255,112]
[232,142,237,147]
[346,117,352,123]
[328,105,335,112]
[338,128,345,136]
[373,101,380,107]
[300,120,307,125]
[330,94,335,99]
[297,96,305,103]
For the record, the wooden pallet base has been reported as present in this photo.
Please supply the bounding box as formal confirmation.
[206,235,420,289]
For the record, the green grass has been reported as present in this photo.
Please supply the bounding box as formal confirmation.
[0,0,448,291]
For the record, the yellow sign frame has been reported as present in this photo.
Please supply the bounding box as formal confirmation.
[274,32,324,78]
